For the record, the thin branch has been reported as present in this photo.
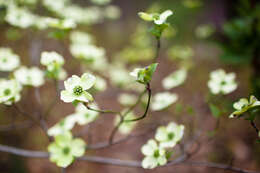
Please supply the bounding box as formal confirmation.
[124,83,151,122]
[153,37,161,63]
[0,144,258,173]
[250,120,259,134]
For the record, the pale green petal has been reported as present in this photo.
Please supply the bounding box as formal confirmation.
[142,156,158,169]
[154,10,173,25]
[64,75,81,91]
[157,156,167,166]
[155,127,168,142]
[60,90,75,103]
[56,155,74,168]
[80,73,96,90]
[76,91,93,102]
[71,139,86,157]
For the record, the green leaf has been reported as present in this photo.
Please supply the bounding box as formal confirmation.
[209,104,221,118]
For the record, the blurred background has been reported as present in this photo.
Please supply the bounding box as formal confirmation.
[0,0,259,172]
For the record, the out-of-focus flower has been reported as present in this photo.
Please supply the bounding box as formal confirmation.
[195,24,215,39]
[162,68,187,89]
[48,116,77,136]
[0,79,22,105]
[70,44,105,62]
[151,92,178,111]
[155,122,184,148]
[90,0,111,5]
[43,0,69,12]
[94,76,107,91]
[69,103,99,125]
[44,17,76,29]
[118,93,137,106]
[70,31,93,45]
[109,65,133,87]
[48,131,86,168]
[104,5,121,19]
[229,95,260,118]
[0,48,20,71]
[5,5,36,28]
[115,111,137,134]
[14,66,45,87]
[141,139,167,169]
[208,69,237,95]
[167,45,194,60]
[60,73,96,103]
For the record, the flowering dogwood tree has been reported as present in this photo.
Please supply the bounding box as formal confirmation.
[0,0,259,173]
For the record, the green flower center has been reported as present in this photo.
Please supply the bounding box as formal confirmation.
[153,150,160,158]
[221,80,227,85]
[73,86,83,96]
[63,147,70,155]
[2,58,7,63]
[168,132,175,140]
[4,89,11,96]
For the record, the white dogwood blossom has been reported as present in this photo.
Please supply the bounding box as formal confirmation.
[0,79,22,105]
[141,139,167,169]
[69,103,99,125]
[48,116,78,136]
[0,48,20,71]
[151,92,178,111]
[208,69,237,95]
[155,122,184,148]
[14,66,45,87]
[229,95,260,118]
[61,73,96,103]
[41,51,64,71]
[138,10,173,25]
[118,93,138,106]
[163,68,187,89]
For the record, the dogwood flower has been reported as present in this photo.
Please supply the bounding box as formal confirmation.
[48,116,77,136]
[48,131,86,167]
[151,92,178,111]
[94,76,107,91]
[130,63,158,84]
[41,51,66,79]
[195,24,215,39]
[155,122,184,148]
[115,111,137,134]
[61,73,96,103]
[118,93,138,106]
[138,10,173,25]
[70,31,93,45]
[41,51,64,71]
[167,45,194,60]
[163,68,187,89]
[70,103,99,125]
[0,79,22,105]
[229,95,260,118]
[0,48,20,71]
[90,0,111,5]
[14,66,45,87]
[208,69,237,95]
[141,139,167,169]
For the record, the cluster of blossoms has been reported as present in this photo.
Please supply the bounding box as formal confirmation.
[48,73,99,167]
[208,69,237,95]
[0,79,22,105]
[42,0,120,25]
[3,1,76,30]
[141,122,184,169]
[69,31,108,72]
[40,51,67,80]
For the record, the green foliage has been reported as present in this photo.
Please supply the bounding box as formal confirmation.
[209,103,221,118]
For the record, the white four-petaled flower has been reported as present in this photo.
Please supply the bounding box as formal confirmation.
[141,139,167,169]
[155,122,184,148]
[61,73,96,103]
[0,79,22,105]
[208,69,237,95]
[151,92,178,111]
[14,66,45,87]
[0,48,20,71]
